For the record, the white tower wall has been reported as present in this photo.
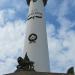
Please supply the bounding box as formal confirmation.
[24,0,50,72]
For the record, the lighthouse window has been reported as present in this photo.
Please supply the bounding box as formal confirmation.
[27,16,42,20]
[27,17,32,20]
[33,0,37,2]
[35,16,42,18]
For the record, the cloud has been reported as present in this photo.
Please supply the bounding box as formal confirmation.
[0,0,27,20]
[46,0,75,73]
[0,9,16,26]
[0,0,27,74]
[47,23,75,73]
[0,13,26,74]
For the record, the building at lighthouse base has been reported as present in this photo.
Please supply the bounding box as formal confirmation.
[6,71,67,75]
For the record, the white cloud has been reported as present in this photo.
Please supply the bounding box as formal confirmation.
[0,9,16,26]
[47,23,55,36]
[47,23,75,72]
[0,12,26,74]
[0,1,27,74]
[46,0,75,73]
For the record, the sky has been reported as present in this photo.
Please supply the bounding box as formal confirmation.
[0,0,75,74]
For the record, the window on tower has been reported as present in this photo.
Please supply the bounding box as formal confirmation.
[33,0,37,2]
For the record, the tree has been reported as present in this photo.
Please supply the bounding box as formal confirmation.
[67,67,74,75]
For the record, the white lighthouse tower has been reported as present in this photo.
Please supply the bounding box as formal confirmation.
[24,0,50,72]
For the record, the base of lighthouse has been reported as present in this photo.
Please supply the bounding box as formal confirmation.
[6,71,66,75]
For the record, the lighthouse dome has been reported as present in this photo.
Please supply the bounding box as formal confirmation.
[26,0,48,6]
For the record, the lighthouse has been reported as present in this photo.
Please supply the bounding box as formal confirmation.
[24,0,50,72]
